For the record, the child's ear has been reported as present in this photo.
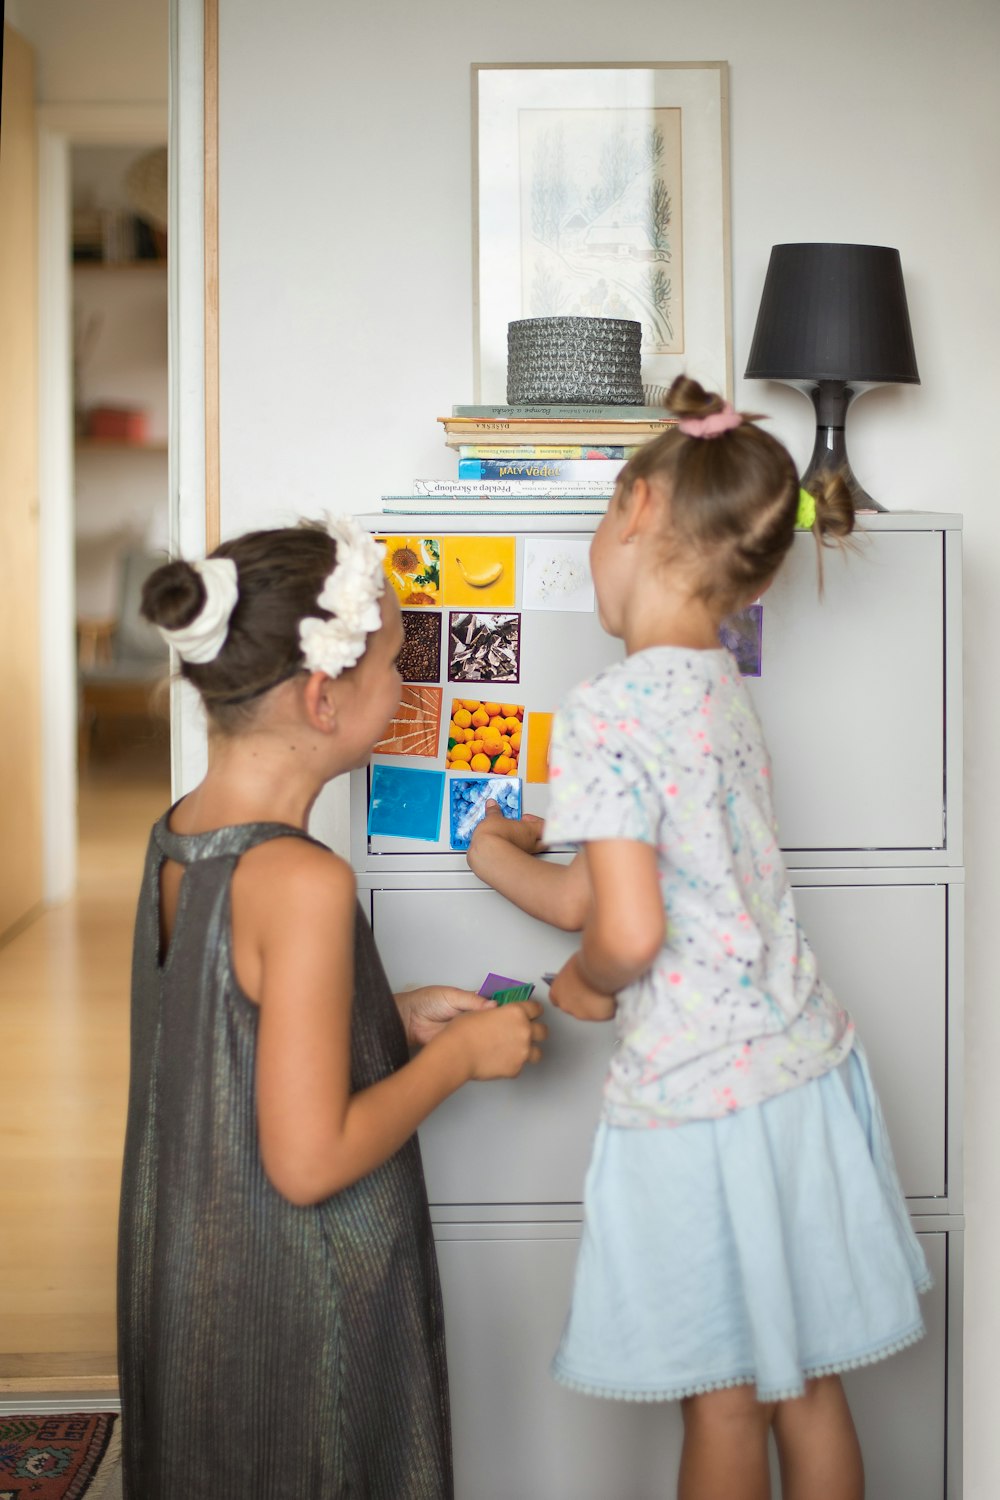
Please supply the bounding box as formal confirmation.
[619,476,658,543]
[302,670,339,733]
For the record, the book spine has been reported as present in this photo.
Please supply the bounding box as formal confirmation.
[452,404,666,420]
[446,438,665,453]
[381,498,608,514]
[412,479,617,496]
[458,445,632,459]
[457,458,625,481]
[439,420,673,439]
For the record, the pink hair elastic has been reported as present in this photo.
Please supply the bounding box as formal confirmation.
[678,401,742,439]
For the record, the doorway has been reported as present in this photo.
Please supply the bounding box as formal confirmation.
[37,105,169,904]
[72,142,171,824]
[0,100,170,1390]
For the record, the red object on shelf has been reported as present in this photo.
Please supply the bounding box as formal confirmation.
[86,406,151,443]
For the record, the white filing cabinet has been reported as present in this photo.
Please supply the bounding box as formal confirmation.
[353,512,963,1500]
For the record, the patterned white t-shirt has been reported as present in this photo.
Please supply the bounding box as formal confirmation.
[544,647,855,1125]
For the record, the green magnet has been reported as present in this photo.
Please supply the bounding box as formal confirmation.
[491,983,536,1006]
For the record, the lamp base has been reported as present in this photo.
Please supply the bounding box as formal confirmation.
[802,432,885,513]
[804,382,886,513]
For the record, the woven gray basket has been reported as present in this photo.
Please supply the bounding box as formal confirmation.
[507,317,643,405]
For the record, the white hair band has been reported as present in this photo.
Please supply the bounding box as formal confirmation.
[156,557,239,664]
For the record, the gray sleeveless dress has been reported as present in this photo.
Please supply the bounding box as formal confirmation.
[118,815,453,1498]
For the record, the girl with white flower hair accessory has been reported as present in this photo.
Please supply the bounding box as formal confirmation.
[120,516,547,1498]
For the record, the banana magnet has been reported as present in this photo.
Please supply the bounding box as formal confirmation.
[442,536,517,608]
[455,556,504,589]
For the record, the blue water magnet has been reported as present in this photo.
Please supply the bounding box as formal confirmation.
[368,764,446,842]
[448,775,521,851]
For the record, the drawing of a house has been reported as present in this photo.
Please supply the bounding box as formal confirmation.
[581,178,659,261]
[584,219,653,259]
[559,208,590,250]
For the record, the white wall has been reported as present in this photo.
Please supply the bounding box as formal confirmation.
[186,0,1000,1489]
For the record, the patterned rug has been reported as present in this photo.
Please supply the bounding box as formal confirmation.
[0,1415,119,1499]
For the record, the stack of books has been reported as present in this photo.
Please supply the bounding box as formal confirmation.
[381,404,675,515]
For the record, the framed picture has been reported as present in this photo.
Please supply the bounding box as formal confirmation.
[473,63,732,403]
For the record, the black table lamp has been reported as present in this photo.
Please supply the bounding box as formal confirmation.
[744,243,919,511]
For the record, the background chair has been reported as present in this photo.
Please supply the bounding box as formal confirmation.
[78,549,169,768]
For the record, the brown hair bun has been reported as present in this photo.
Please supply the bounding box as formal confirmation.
[665,374,764,430]
[142,525,339,734]
[141,560,208,632]
[665,374,729,421]
[807,469,856,542]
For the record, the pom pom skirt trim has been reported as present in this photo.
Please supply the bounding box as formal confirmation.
[551,1043,932,1405]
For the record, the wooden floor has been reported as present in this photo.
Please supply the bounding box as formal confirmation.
[0,727,169,1386]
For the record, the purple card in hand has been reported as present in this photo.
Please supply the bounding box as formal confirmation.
[478,972,525,999]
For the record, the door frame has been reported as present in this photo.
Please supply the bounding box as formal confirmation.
[170,0,218,801]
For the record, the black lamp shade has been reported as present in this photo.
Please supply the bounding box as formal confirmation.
[744,243,919,386]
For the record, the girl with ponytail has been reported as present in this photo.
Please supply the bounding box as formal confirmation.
[469,378,926,1500]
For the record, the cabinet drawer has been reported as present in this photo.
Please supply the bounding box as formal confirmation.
[372,878,951,1208]
[433,1223,950,1500]
[373,887,609,1206]
[356,528,958,871]
[748,530,948,856]
[794,881,951,1205]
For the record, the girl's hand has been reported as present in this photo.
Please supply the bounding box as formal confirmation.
[443,1000,548,1080]
[396,985,496,1049]
[468,799,546,858]
[548,953,617,1022]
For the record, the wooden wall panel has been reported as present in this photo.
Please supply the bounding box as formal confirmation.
[0,25,43,939]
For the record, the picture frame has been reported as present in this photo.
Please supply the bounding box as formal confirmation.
[472,62,732,403]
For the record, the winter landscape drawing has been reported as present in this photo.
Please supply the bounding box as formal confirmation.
[518,106,683,354]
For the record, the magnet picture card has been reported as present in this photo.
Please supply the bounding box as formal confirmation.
[448,775,521,851]
[378,536,442,607]
[447,697,524,775]
[719,604,763,677]
[487,981,536,1006]
[441,536,517,609]
[447,612,521,683]
[396,610,442,682]
[479,972,533,1000]
[525,711,554,784]
[368,764,445,842]
[371,684,443,759]
[521,536,595,612]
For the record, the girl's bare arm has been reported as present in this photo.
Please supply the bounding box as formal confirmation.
[577,840,665,992]
[466,803,590,931]
[546,840,664,1022]
[243,841,546,1205]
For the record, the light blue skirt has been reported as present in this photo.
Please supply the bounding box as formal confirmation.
[552,1043,932,1404]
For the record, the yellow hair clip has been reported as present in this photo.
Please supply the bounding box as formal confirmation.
[795,487,817,530]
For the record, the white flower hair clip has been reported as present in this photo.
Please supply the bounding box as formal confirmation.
[157,557,239,664]
[298,515,386,679]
